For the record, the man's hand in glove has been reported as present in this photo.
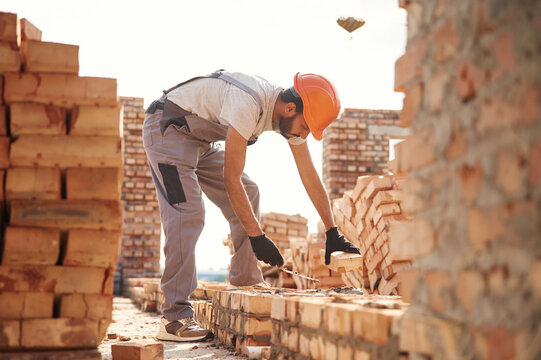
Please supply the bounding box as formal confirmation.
[249,234,285,267]
[325,226,360,265]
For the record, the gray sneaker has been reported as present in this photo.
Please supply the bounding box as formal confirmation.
[156,317,211,342]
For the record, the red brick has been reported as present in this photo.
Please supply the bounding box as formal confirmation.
[490,32,517,83]
[432,18,460,63]
[407,3,423,39]
[3,226,61,265]
[0,292,54,319]
[425,270,451,313]
[495,149,524,195]
[397,269,419,303]
[21,40,79,74]
[455,270,485,314]
[395,129,436,173]
[529,260,541,299]
[474,327,517,360]
[527,138,541,186]
[0,41,21,73]
[444,119,467,160]
[4,72,117,107]
[394,36,428,92]
[389,219,434,260]
[9,102,67,135]
[427,70,449,112]
[400,82,423,127]
[455,60,484,102]
[20,18,42,42]
[352,307,402,346]
[455,161,483,204]
[111,341,164,360]
[0,12,18,43]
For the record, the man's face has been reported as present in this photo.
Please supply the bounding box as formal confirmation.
[278,112,311,140]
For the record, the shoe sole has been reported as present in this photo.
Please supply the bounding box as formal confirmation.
[156,330,208,342]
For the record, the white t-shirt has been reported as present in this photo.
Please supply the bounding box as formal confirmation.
[166,71,306,145]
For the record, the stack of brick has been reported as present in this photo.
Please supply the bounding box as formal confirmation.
[331,175,412,295]
[392,0,541,358]
[322,109,406,200]
[193,288,407,359]
[0,12,121,354]
[119,96,161,280]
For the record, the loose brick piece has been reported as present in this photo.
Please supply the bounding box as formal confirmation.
[0,292,54,319]
[9,102,67,135]
[21,40,79,74]
[10,199,123,231]
[66,167,122,200]
[70,104,123,136]
[10,135,122,168]
[63,229,121,267]
[5,167,62,200]
[2,226,60,265]
[4,73,117,107]
[0,41,20,74]
[20,18,41,42]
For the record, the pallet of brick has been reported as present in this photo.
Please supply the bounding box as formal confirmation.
[331,175,413,295]
[260,212,309,253]
[0,13,122,354]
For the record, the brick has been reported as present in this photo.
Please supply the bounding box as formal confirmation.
[395,129,436,173]
[325,340,338,360]
[21,318,100,349]
[0,265,106,294]
[490,32,517,83]
[0,12,19,43]
[426,270,451,313]
[2,226,60,265]
[427,70,449,112]
[354,350,370,360]
[400,82,423,127]
[0,41,20,73]
[298,298,325,329]
[10,199,123,231]
[432,18,459,63]
[372,190,401,209]
[20,18,41,42]
[244,318,272,336]
[324,303,355,337]
[10,135,122,168]
[4,72,117,107]
[64,229,121,267]
[270,296,286,320]
[9,102,66,135]
[406,2,423,39]
[241,293,272,315]
[455,270,485,313]
[394,36,428,92]
[398,269,419,303]
[389,219,434,260]
[495,149,523,195]
[361,176,393,202]
[5,167,62,200]
[70,104,123,136]
[288,326,299,352]
[0,292,54,319]
[0,320,20,350]
[21,40,78,74]
[455,60,484,102]
[444,119,468,161]
[111,341,164,360]
[352,307,402,346]
[528,138,541,186]
[0,136,9,169]
[60,294,113,319]
[66,167,122,200]
[321,249,362,272]
[530,260,541,300]
[0,105,5,135]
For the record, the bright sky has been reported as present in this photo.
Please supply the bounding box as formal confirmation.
[3,0,406,271]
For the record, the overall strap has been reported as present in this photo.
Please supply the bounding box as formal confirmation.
[163,70,263,115]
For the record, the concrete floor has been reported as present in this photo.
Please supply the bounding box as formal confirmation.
[99,297,241,360]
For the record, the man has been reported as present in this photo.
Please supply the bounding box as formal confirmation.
[143,70,360,342]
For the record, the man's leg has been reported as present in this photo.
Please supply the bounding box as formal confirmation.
[196,144,264,286]
[143,112,211,340]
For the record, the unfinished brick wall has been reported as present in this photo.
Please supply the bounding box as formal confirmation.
[394,0,541,358]
[119,97,161,279]
[322,109,405,200]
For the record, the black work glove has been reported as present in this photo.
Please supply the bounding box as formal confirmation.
[325,226,360,265]
[249,234,284,267]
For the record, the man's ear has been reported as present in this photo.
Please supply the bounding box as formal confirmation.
[285,102,297,114]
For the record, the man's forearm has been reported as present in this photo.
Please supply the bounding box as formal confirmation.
[224,177,262,237]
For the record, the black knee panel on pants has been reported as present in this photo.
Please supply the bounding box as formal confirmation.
[158,163,187,205]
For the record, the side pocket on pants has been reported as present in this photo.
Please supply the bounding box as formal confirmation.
[158,163,186,205]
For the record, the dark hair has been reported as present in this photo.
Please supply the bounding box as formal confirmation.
[280,87,304,114]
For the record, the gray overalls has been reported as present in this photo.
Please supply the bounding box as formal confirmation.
[143,71,264,321]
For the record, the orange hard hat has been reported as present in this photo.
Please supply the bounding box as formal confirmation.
[293,73,341,141]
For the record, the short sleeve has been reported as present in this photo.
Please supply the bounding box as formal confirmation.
[219,87,260,141]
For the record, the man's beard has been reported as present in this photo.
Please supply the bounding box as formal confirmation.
[278,114,297,140]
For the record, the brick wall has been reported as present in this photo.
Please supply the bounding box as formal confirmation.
[394,0,541,358]
[119,97,161,279]
[322,109,405,200]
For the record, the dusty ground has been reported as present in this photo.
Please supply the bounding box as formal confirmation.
[99,297,242,360]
